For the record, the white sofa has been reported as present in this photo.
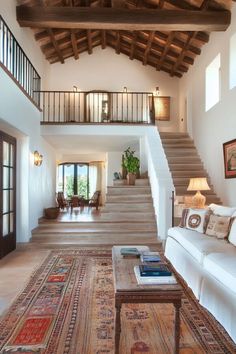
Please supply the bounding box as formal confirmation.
[164,205,236,343]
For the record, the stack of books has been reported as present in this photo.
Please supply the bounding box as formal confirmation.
[134,264,177,285]
[140,251,161,263]
[120,247,141,258]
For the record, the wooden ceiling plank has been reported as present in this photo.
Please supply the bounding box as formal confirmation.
[48,28,64,63]
[16,6,231,32]
[143,31,155,65]
[87,29,93,54]
[129,31,138,60]
[101,29,106,49]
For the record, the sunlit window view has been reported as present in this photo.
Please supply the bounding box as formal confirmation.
[57,163,89,198]
[205,54,221,112]
[230,32,236,89]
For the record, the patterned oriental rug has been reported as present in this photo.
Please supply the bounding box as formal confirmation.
[0,249,235,354]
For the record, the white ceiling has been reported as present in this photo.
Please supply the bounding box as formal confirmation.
[43,134,139,154]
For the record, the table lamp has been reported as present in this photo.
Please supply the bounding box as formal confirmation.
[187,177,210,208]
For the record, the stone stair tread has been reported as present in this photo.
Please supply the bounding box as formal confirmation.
[160,131,222,205]
[113,179,149,186]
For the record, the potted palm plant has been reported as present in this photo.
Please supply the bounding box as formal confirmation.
[123,147,140,185]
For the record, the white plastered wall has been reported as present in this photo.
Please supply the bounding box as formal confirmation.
[47,47,180,132]
[0,67,56,242]
[179,4,236,206]
[0,0,56,241]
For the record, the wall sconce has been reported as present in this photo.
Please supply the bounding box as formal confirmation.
[34,150,43,166]
[73,85,78,92]
[154,86,160,96]
[123,86,127,93]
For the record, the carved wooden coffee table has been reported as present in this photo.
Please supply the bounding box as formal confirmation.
[112,246,183,354]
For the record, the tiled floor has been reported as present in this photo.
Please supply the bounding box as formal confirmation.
[0,247,50,316]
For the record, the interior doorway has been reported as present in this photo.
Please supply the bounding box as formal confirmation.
[0,131,16,259]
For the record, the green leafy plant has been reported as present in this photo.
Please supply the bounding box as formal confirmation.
[123,147,140,174]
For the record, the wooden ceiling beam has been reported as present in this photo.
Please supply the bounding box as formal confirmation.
[101,30,106,49]
[143,31,155,65]
[40,30,89,52]
[154,31,201,55]
[118,30,194,65]
[129,31,138,60]
[171,0,211,75]
[87,29,93,54]
[71,29,79,59]
[107,40,183,77]
[48,28,64,63]
[156,31,175,71]
[116,30,121,54]
[16,6,231,31]
[108,32,189,72]
[48,39,101,63]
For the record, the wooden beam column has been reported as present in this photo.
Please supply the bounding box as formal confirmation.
[16,6,231,32]
[143,31,155,66]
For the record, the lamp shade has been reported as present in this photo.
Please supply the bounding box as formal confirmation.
[187,177,210,191]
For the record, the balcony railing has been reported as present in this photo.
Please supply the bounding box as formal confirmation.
[37,90,155,125]
[0,16,41,107]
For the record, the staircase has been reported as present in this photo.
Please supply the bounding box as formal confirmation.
[159,132,221,205]
[31,179,158,246]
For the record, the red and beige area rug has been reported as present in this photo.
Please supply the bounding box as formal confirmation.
[0,249,235,354]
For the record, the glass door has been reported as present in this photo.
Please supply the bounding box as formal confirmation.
[57,163,89,198]
[0,132,16,259]
[77,164,89,199]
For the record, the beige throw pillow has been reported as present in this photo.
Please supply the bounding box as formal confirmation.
[206,214,231,239]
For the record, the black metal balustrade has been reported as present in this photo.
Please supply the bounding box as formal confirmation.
[0,16,41,107]
[37,90,155,125]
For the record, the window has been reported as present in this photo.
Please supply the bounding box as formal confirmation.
[230,33,236,89]
[57,163,89,199]
[205,54,221,111]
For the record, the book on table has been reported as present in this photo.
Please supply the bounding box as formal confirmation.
[134,266,177,285]
[140,251,161,263]
[120,247,141,258]
[139,264,172,277]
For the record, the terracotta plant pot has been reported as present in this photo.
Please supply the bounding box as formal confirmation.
[127,173,136,185]
[44,207,60,219]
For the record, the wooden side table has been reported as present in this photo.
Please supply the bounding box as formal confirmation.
[112,246,183,354]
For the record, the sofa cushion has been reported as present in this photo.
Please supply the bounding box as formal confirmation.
[203,251,236,294]
[185,208,210,233]
[168,227,233,264]
[205,214,231,239]
[228,217,236,246]
[208,203,236,217]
